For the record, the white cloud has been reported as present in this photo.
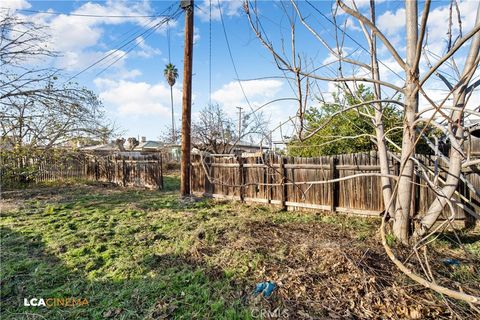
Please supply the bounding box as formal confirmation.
[321,47,355,66]
[377,8,405,36]
[3,0,31,11]
[345,17,361,31]
[211,79,284,111]
[95,78,182,116]
[133,36,161,58]
[423,0,478,55]
[197,0,244,22]
[194,26,201,44]
[210,79,299,140]
[336,0,386,15]
[378,57,405,87]
[115,68,142,79]
[376,0,478,52]
[20,0,166,71]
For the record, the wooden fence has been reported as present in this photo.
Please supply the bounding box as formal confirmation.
[191,151,479,220]
[2,153,164,189]
[84,154,163,189]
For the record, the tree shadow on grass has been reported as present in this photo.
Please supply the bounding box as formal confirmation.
[0,226,252,320]
[436,230,480,249]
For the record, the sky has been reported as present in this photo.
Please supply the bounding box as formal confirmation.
[2,0,479,142]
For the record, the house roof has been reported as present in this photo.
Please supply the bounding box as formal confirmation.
[234,140,262,148]
[82,143,117,151]
[135,141,163,150]
[82,140,165,152]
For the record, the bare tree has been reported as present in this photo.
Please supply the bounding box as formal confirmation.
[192,104,269,153]
[158,125,181,145]
[245,0,480,304]
[0,12,113,153]
[127,137,139,150]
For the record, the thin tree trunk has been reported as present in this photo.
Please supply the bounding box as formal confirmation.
[418,4,480,235]
[393,0,418,243]
[370,0,393,217]
[170,85,175,143]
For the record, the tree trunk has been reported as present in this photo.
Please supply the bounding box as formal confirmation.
[170,85,175,143]
[418,5,480,235]
[370,0,394,218]
[393,0,418,243]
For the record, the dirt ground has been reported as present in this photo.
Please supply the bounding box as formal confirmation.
[189,206,480,319]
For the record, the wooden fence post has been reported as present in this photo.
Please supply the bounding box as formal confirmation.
[267,154,273,204]
[280,156,287,211]
[122,157,127,187]
[204,155,211,195]
[238,155,245,202]
[330,156,337,213]
[94,157,99,181]
[159,154,164,190]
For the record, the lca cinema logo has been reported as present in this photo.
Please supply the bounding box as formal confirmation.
[23,297,89,308]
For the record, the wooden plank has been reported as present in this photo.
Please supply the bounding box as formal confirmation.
[330,156,337,213]
[238,156,245,202]
[280,156,287,210]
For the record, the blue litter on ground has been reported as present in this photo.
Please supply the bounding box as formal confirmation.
[253,281,277,298]
[443,258,461,266]
[253,282,267,296]
[263,281,276,298]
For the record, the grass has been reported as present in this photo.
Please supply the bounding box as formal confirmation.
[1,176,478,319]
[1,177,252,319]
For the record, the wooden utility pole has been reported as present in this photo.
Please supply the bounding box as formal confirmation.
[180,0,194,197]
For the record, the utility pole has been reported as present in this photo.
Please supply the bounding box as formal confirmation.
[236,106,243,140]
[180,0,194,197]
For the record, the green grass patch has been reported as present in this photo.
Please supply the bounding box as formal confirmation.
[5,178,469,319]
[1,181,254,319]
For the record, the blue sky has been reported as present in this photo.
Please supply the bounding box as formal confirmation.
[3,0,479,141]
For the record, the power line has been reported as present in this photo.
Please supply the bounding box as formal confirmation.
[304,0,405,82]
[95,10,183,78]
[65,6,180,82]
[217,0,261,125]
[4,8,162,18]
[93,13,164,72]
[209,0,212,106]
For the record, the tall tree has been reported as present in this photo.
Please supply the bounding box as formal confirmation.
[245,0,480,304]
[164,63,179,143]
[192,104,269,154]
[288,86,403,156]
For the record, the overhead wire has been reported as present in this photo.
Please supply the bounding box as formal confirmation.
[95,10,183,78]
[304,0,406,81]
[65,5,180,83]
[216,0,261,125]
[5,8,162,18]
[209,0,212,106]
[93,14,164,72]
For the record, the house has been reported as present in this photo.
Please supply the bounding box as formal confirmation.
[231,140,264,154]
[81,137,183,162]
[466,119,480,158]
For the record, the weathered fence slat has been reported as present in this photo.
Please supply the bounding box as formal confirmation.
[2,153,164,190]
[190,152,479,221]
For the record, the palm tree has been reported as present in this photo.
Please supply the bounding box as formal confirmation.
[164,63,178,143]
